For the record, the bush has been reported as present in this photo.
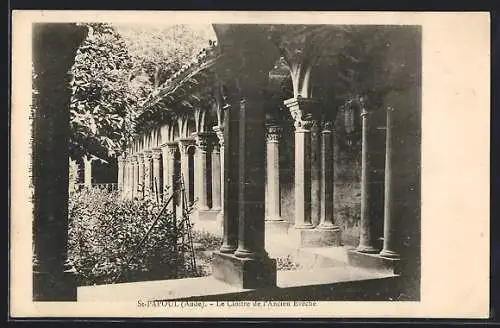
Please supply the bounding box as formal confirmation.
[68,187,197,286]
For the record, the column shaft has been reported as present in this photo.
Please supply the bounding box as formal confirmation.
[265,124,282,221]
[132,156,138,199]
[144,150,153,196]
[234,98,267,259]
[178,139,195,205]
[194,133,211,211]
[310,122,321,226]
[161,145,170,199]
[137,154,144,199]
[211,143,222,211]
[152,148,163,201]
[214,126,225,217]
[380,108,400,258]
[117,157,125,193]
[357,109,379,253]
[219,105,238,253]
[293,125,313,228]
[318,122,337,228]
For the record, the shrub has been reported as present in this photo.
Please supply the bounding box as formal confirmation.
[68,187,197,286]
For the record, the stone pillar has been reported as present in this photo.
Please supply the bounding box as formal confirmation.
[213,126,225,223]
[143,150,153,197]
[32,23,87,301]
[379,107,400,259]
[123,155,131,199]
[178,138,195,204]
[284,98,316,230]
[211,140,222,211]
[218,105,238,253]
[310,121,322,226]
[318,121,338,229]
[136,153,144,199]
[166,142,178,211]
[117,156,125,193]
[83,156,92,188]
[160,144,170,199]
[264,124,288,234]
[265,124,282,221]
[131,155,138,199]
[357,108,379,253]
[152,147,163,201]
[194,132,211,211]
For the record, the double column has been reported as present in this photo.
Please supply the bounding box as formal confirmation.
[161,142,178,211]
[136,153,144,200]
[143,150,153,197]
[284,97,340,247]
[178,138,195,205]
[151,147,163,200]
[194,132,212,211]
[117,155,125,193]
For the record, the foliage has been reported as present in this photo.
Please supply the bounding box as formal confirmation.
[114,24,216,89]
[68,187,197,286]
[70,23,140,159]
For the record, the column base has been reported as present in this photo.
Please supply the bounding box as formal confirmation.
[347,249,401,274]
[211,252,277,289]
[192,209,219,221]
[379,249,401,259]
[265,219,290,234]
[356,245,380,254]
[290,226,342,248]
[33,268,77,301]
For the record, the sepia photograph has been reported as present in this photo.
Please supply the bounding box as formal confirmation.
[10,11,489,318]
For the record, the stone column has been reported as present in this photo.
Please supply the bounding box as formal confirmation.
[136,153,144,199]
[379,107,400,259]
[151,147,163,201]
[117,156,125,193]
[284,98,316,230]
[265,124,282,221]
[143,150,153,197]
[160,143,170,199]
[83,156,92,188]
[123,158,132,199]
[264,124,288,235]
[218,105,238,253]
[211,140,222,211]
[32,23,87,301]
[233,97,268,259]
[357,108,379,253]
[194,132,211,211]
[131,155,138,199]
[310,121,322,226]
[178,138,195,204]
[166,142,178,211]
[318,121,337,229]
[213,126,225,222]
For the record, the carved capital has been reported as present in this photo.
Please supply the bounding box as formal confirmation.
[194,132,214,152]
[143,150,153,162]
[322,120,334,132]
[165,141,178,156]
[266,124,282,143]
[213,125,224,147]
[178,138,196,155]
[284,97,321,131]
[151,148,162,160]
[136,153,145,164]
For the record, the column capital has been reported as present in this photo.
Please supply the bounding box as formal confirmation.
[265,124,282,143]
[178,138,196,154]
[321,120,334,132]
[151,147,162,160]
[194,131,215,152]
[143,150,153,158]
[284,97,321,131]
[136,153,144,163]
[162,141,179,155]
[213,125,224,147]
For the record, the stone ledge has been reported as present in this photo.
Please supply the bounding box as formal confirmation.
[212,252,277,289]
[347,249,401,274]
[289,227,341,247]
[264,220,290,235]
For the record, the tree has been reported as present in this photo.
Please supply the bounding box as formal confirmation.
[114,24,216,90]
[69,23,141,159]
